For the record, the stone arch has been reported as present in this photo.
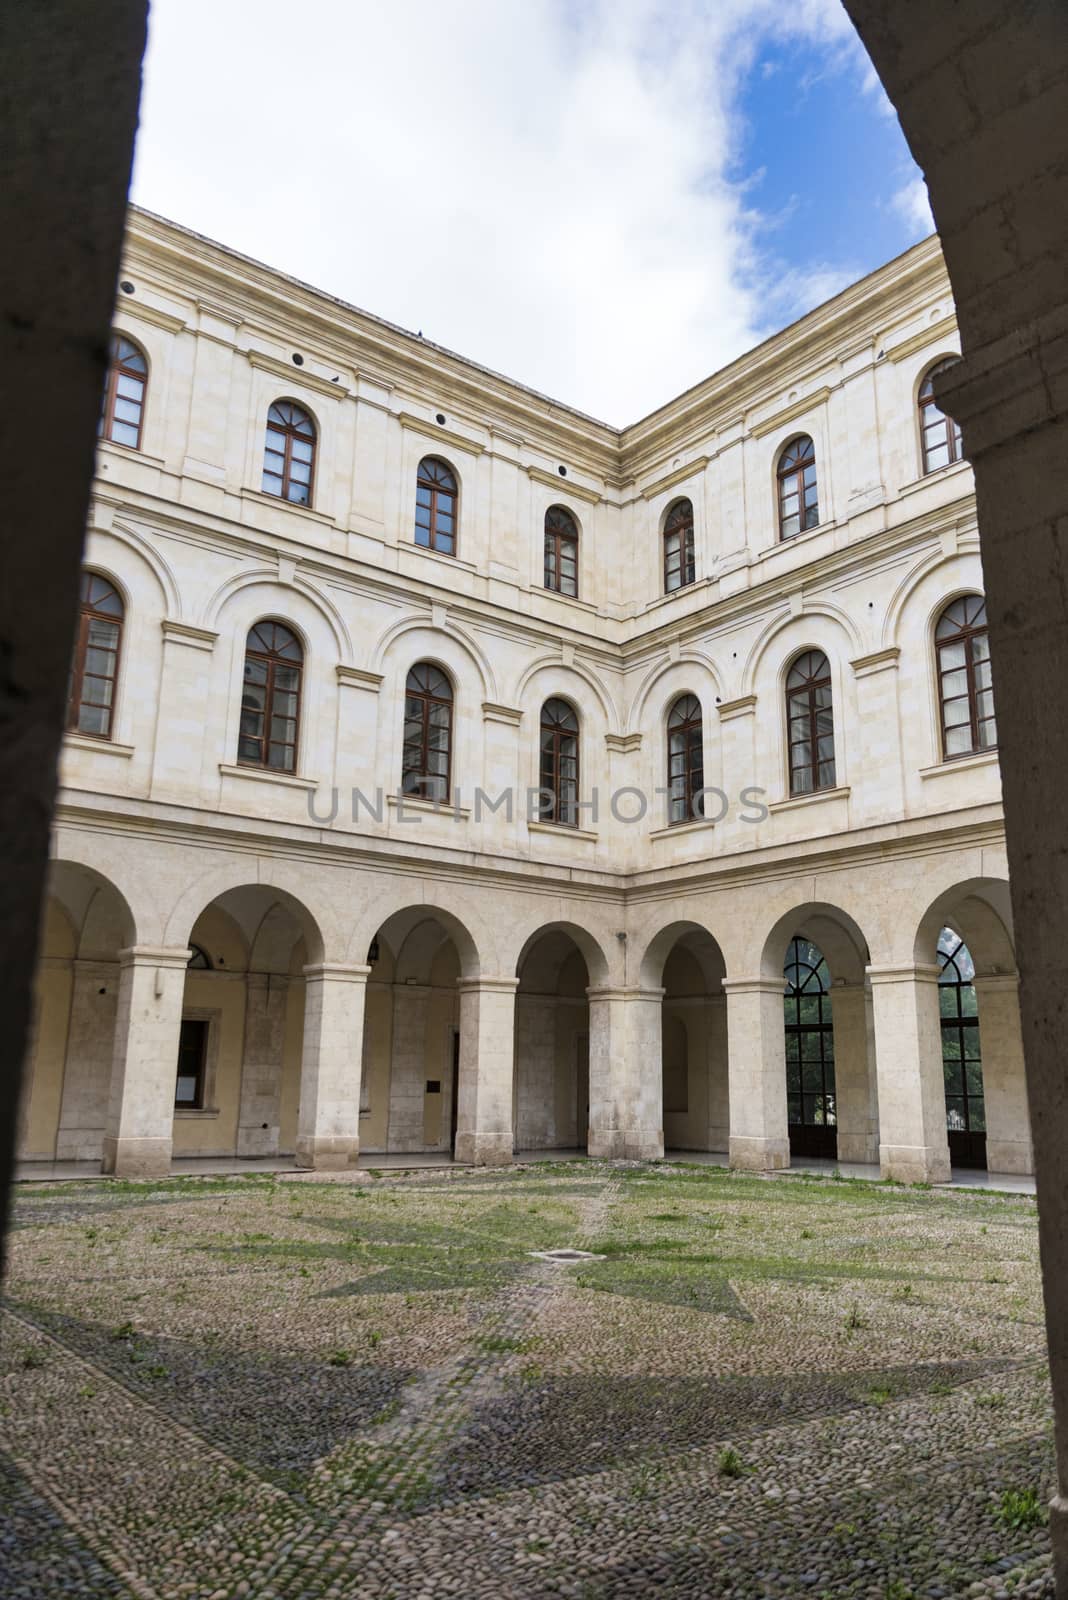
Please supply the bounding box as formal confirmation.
[759,899,871,983]
[514,655,620,734]
[371,613,497,702]
[626,650,721,736]
[511,919,612,989]
[162,862,330,966]
[913,875,1015,977]
[349,892,487,981]
[741,605,862,699]
[204,569,353,664]
[101,517,182,618]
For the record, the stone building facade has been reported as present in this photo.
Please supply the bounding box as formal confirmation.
[18,206,1029,1184]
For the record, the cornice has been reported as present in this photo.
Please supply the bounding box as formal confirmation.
[482,701,524,726]
[605,732,642,754]
[396,411,486,457]
[850,646,901,677]
[117,299,189,336]
[246,347,352,401]
[885,317,958,366]
[635,456,710,502]
[748,386,833,441]
[716,694,758,721]
[525,465,602,505]
[336,665,384,692]
[161,619,218,650]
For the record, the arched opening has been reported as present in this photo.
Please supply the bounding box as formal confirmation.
[20,861,135,1168]
[175,885,315,1161]
[360,907,474,1157]
[514,926,593,1155]
[640,923,728,1158]
[761,903,878,1171]
[915,879,1026,1177]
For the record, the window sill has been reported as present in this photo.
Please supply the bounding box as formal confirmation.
[768,519,832,553]
[402,541,478,574]
[96,441,168,470]
[386,793,472,820]
[173,1107,220,1119]
[532,586,599,615]
[648,816,716,841]
[64,733,135,759]
[239,486,336,526]
[767,784,850,814]
[527,819,599,843]
[897,458,973,499]
[919,749,999,779]
[219,762,319,791]
[640,577,712,615]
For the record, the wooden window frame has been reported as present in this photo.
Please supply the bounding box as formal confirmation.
[919,359,964,475]
[544,506,579,597]
[663,499,696,593]
[539,697,580,826]
[67,571,124,740]
[401,662,454,800]
[786,650,836,796]
[777,435,819,541]
[414,457,458,556]
[99,334,147,452]
[262,400,317,506]
[666,694,704,824]
[936,595,996,760]
[784,937,836,1132]
[238,620,303,774]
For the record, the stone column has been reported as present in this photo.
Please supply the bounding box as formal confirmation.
[295,963,369,1169]
[387,983,431,1152]
[974,974,1033,1176]
[102,946,190,1178]
[586,986,664,1160]
[236,972,288,1158]
[56,959,118,1161]
[723,977,790,1171]
[831,981,880,1166]
[867,963,950,1184]
[453,977,518,1166]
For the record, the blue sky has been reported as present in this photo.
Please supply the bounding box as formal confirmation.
[131,0,932,424]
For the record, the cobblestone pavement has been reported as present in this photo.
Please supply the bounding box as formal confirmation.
[0,1162,1056,1598]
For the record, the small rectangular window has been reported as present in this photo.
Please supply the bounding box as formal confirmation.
[175,1018,209,1108]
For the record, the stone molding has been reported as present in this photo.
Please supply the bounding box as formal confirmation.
[850,646,901,677]
[336,665,384,692]
[636,456,711,502]
[525,465,602,504]
[161,619,218,651]
[716,694,758,721]
[748,385,832,440]
[117,945,192,968]
[396,411,485,457]
[865,962,941,985]
[456,976,520,995]
[604,732,642,753]
[481,701,523,726]
[301,962,371,983]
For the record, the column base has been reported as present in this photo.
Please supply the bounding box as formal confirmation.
[836,1132,879,1165]
[986,1137,1034,1176]
[729,1135,790,1172]
[453,1131,513,1166]
[1050,1495,1068,1597]
[237,1126,280,1159]
[102,1135,172,1179]
[294,1135,359,1170]
[587,1128,664,1161]
[879,1142,951,1184]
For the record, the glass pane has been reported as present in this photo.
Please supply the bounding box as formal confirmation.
[77,703,109,736]
[945,1097,966,1131]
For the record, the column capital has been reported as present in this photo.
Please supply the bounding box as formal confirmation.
[721,975,788,997]
[117,945,192,970]
[302,962,371,983]
[865,962,941,986]
[971,971,1020,993]
[456,975,520,995]
[586,985,665,1002]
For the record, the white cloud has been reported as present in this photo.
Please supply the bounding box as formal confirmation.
[890,176,936,238]
[131,0,875,424]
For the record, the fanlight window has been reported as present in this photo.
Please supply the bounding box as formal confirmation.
[99,335,147,450]
[544,506,579,597]
[187,945,213,970]
[262,401,316,505]
[539,698,580,826]
[778,435,819,540]
[663,499,695,593]
[936,595,996,758]
[667,694,704,824]
[786,650,835,795]
[783,937,836,1134]
[239,620,303,773]
[68,572,124,739]
[415,457,458,555]
[402,663,453,801]
[920,359,964,474]
[938,927,985,1154]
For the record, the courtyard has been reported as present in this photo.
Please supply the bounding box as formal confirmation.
[0,1163,1055,1599]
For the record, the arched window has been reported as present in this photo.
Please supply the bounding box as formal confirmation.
[99,334,147,450]
[402,663,453,800]
[786,650,835,795]
[539,698,579,825]
[415,457,458,555]
[920,358,964,474]
[187,945,213,970]
[936,595,996,759]
[938,926,986,1168]
[667,694,704,824]
[67,571,124,738]
[663,499,695,593]
[544,506,579,596]
[784,937,837,1158]
[262,401,316,505]
[777,435,819,540]
[238,620,303,773]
